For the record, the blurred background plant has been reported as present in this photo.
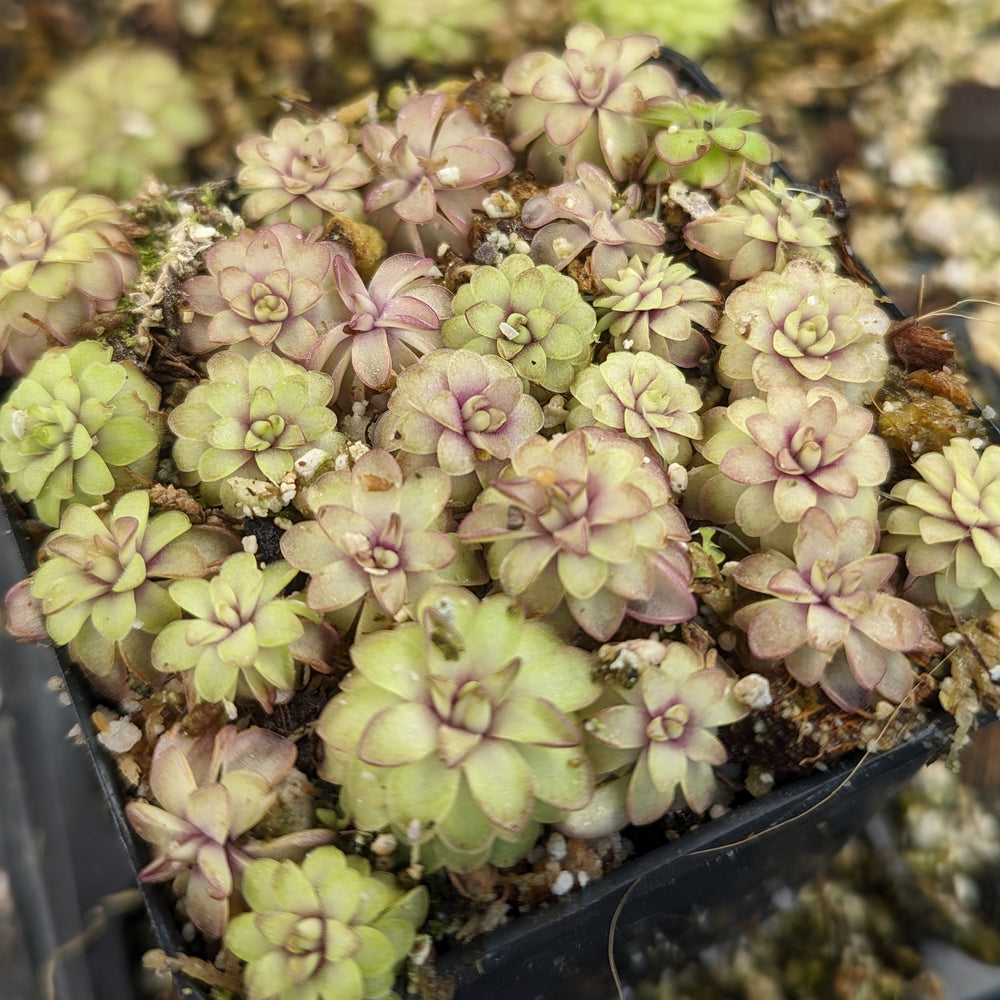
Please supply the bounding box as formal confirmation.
[4,0,998,327]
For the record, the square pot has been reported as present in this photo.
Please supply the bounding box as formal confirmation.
[0,46,989,1000]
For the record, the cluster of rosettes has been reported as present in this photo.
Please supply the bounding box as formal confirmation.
[2,23,994,999]
[126,725,335,939]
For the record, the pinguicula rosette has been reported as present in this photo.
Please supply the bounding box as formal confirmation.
[594,252,720,367]
[150,550,337,712]
[713,258,891,403]
[25,490,239,696]
[457,426,696,641]
[281,447,485,633]
[225,846,428,1000]
[642,95,778,198]
[361,92,514,257]
[317,584,601,872]
[372,347,544,500]
[304,252,451,399]
[731,508,935,711]
[441,253,597,394]
[503,23,678,183]
[573,642,748,830]
[2,25,997,999]
[0,340,165,526]
[521,162,667,285]
[34,45,212,198]
[884,438,1000,613]
[235,117,374,230]
[168,350,346,508]
[566,350,703,465]
[684,178,838,281]
[178,223,350,361]
[0,188,139,373]
[684,385,890,554]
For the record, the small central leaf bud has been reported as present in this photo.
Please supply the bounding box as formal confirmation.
[648,702,690,742]
[287,916,325,954]
[245,414,285,450]
[452,680,493,735]
[251,288,289,322]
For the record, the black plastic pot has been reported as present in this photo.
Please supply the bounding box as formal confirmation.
[437,719,956,999]
[0,48,991,1000]
[0,499,142,1000]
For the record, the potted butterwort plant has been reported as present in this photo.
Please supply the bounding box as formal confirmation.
[1,27,998,1000]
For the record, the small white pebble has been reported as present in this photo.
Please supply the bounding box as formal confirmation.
[371,833,398,856]
[667,463,688,494]
[293,447,329,480]
[546,832,567,861]
[982,405,997,420]
[942,631,965,647]
[481,190,519,219]
[241,535,259,554]
[971,437,986,450]
[717,630,737,652]
[577,870,590,888]
[409,934,432,966]
[8,408,28,439]
[186,223,219,242]
[552,237,575,260]
[733,673,772,709]
[97,719,143,754]
[551,871,575,896]
[989,664,1000,682]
